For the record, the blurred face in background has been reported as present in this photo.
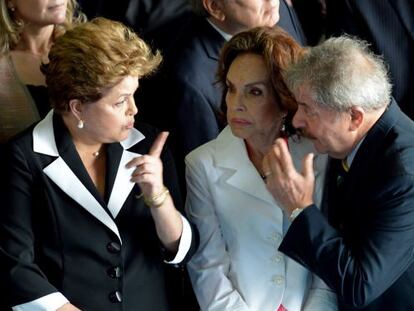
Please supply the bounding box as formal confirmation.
[219,0,280,34]
[8,0,68,26]
[226,53,283,143]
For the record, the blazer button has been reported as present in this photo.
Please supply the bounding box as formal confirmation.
[107,242,121,254]
[107,266,122,278]
[109,291,122,303]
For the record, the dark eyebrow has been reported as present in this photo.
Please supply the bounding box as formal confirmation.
[226,78,270,88]
[245,80,269,88]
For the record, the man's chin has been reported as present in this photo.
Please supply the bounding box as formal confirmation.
[310,140,327,154]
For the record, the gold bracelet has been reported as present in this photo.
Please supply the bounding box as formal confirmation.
[143,186,170,208]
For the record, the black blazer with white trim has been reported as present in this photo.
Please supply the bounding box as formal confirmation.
[0,110,197,311]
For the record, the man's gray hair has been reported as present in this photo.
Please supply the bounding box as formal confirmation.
[284,36,392,112]
[187,0,209,17]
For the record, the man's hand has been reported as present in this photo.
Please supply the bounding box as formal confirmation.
[263,138,315,215]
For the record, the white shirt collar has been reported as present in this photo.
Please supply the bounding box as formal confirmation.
[33,109,145,156]
[206,18,232,41]
[344,137,365,168]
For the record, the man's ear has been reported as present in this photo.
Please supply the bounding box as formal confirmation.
[349,106,364,131]
[202,0,225,21]
[68,99,83,121]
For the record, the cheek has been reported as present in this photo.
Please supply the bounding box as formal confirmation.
[226,108,232,121]
[257,105,280,126]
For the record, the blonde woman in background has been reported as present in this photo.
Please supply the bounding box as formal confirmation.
[0,0,84,143]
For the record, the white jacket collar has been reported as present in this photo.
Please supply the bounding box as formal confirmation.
[33,109,145,156]
[31,109,146,243]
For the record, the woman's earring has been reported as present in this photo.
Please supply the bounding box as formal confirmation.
[280,117,287,134]
[280,121,286,133]
[10,6,15,12]
[77,119,84,129]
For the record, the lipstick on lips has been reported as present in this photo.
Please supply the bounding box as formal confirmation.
[126,121,135,129]
[48,2,65,10]
[230,118,252,126]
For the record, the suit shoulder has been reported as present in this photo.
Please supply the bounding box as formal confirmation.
[4,123,37,153]
[381,122,414,176]
[166,18,222,72]
[185,137,217,166]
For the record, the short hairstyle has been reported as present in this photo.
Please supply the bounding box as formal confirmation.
[217,26,304,120]
[41,17,162,112]
[284,36,392,112]
[187,0,209,17]
[0,0,85,54]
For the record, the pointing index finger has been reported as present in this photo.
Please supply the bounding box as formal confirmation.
[149,131,169,158]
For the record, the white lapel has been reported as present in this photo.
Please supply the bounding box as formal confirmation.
[43,158,122,241]
[214,126,277,205]
[213,127,327,206]
[33,110,146,242]
[33,110,59,156]
[107,129,144,218]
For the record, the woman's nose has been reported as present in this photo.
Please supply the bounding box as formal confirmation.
[128,98,138,116]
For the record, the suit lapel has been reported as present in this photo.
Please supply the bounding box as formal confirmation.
[33,110,146,242]
[53,114,107,207]
[199,18,226,61]
[106,127,145,218]
[214,127,277,205]
[106,150,140,219]
[43,158,122,241]
[104,142,123,202]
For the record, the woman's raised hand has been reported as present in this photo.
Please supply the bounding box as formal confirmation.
[126,132,169,197]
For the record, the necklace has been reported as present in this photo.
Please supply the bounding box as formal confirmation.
[92,151,100,157]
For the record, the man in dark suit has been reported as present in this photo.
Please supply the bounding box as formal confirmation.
[278,0,307,44]
[264,36,414,310]
[325,0,414,120]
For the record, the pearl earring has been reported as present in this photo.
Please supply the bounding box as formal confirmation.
[77,119,84,129]
[10,6,15,12]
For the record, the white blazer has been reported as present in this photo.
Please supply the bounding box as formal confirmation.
[185,126,337,311]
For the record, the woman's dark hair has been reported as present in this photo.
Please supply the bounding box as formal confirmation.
[217,26,304,136]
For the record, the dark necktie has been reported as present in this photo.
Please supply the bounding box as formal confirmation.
[336,159,349,187]
[324,158,349,228]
